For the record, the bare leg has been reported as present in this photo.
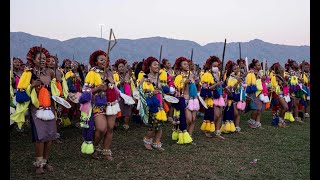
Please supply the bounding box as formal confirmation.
[279,98,288,119]
[214,106,224,139]
[43,141,54,171]
[185,109,193,136]
[92,115,108,158]
[102,115,116,150]
[35,142,44,174]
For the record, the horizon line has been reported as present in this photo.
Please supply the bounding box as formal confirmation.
[10,31,310,47]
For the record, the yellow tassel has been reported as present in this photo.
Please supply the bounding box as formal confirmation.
[174,75,183,90]
[209,122,215,132]
[245,72,251,86]
[227,100,233,106]
[172,130,179,140]
[30,88,39,108]
[220,123,226,133]
[137,71,145,85]
[173,109,180,118]
[85,71,95,85]
[270,73,278,88]
[177,131,184,144]
[251,73,257,85]
[225,121,231,132]
[205,121,211,131]
[159,69,167,81]
[284,112,289,120]
[230,121,236,132]
[227,77,238,87]
[288,112,295,122]
[113,73,120,83]
[17,71,32,89]
[143,81,155,92]
[65,71,74,80]
[201,72,214,84]
[183,131,193,144]
[156,109,167,121]
[62,78,69,98]
[94,71,102,86]
[204,98,213,107]
[200,121,207,131]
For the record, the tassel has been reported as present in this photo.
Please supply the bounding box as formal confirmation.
[17,71,32,89]
[162,86,170,94]
[85,143,94,154]
[288,112,295,122]
[119,86,124,93]
[189,83,198,98]
[173,109,180,118]
[37,86,54,120]
[163,101,169,113]
[94,95,107,106]
[169,86,175,94]
[205,121,211,131]
[172,130,179,140]
[81,141,87,154]
[106,86,117,102]
[187,99,195,111]
[220,123,226,133]
[156,93,163,105]
[230,121,236,132]
[56,80,63,97]
[200,120,207,131]
[209,122,215,132]
[183,131,193,144]
[225,121,231,132]
[16,90,31,103]
[79,91,92,104]
[177,131,184,144]
[204,98,213,107]
[106,105,112,115]
[193,98,200,111]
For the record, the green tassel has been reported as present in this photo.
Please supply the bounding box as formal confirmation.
[172,130,179,140]
[81,142,87,154]
[85,143,94,154]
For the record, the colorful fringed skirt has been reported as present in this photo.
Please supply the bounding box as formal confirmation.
[29,104,57,143]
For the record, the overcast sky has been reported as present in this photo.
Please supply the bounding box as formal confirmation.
[10,0,309,46]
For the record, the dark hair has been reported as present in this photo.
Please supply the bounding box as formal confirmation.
[249,59,259,70]
[134,61,143,80]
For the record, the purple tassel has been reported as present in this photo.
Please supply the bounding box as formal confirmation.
[82,112,95,141]
[172,97,186,110]
[94,95,107,106]
[79,91,92,104]
[178,108,187,131]
[204,107,214,122]
[223,103,234,122]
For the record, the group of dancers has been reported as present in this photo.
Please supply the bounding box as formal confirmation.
[10,45,310,175]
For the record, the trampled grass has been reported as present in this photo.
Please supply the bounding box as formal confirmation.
[10,110,310,179]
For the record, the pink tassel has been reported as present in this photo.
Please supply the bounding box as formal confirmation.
[15,77,20,88]
[80,102,91,115]
[124,83,131,96]
[283,86,289,95]
[262,82,268,95]
[213,98,219,106]
[156,93,162,105]
[187,99,194,111]
[193,98,200,111]
[218,96,225,107]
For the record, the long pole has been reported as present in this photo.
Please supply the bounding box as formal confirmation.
[188,48,193,78]
[157,45,162,88]
[101,25,103,38]
[107,28,113,72]
[239,42,242,60]
[220,38,227,81]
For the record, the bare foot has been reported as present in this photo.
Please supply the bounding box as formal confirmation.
[216,135,225,140]
[205,132,213,138]
[35,167,44,175]
[92,151,100,160]
[144,144,153,150]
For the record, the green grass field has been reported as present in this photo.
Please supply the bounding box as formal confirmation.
[10,110,310,179]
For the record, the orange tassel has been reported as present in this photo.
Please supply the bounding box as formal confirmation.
[38,86,51,107]
[56,81,63,97]
[163,101,169,113]
[116,111,122,118]
[265,102,270,109]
